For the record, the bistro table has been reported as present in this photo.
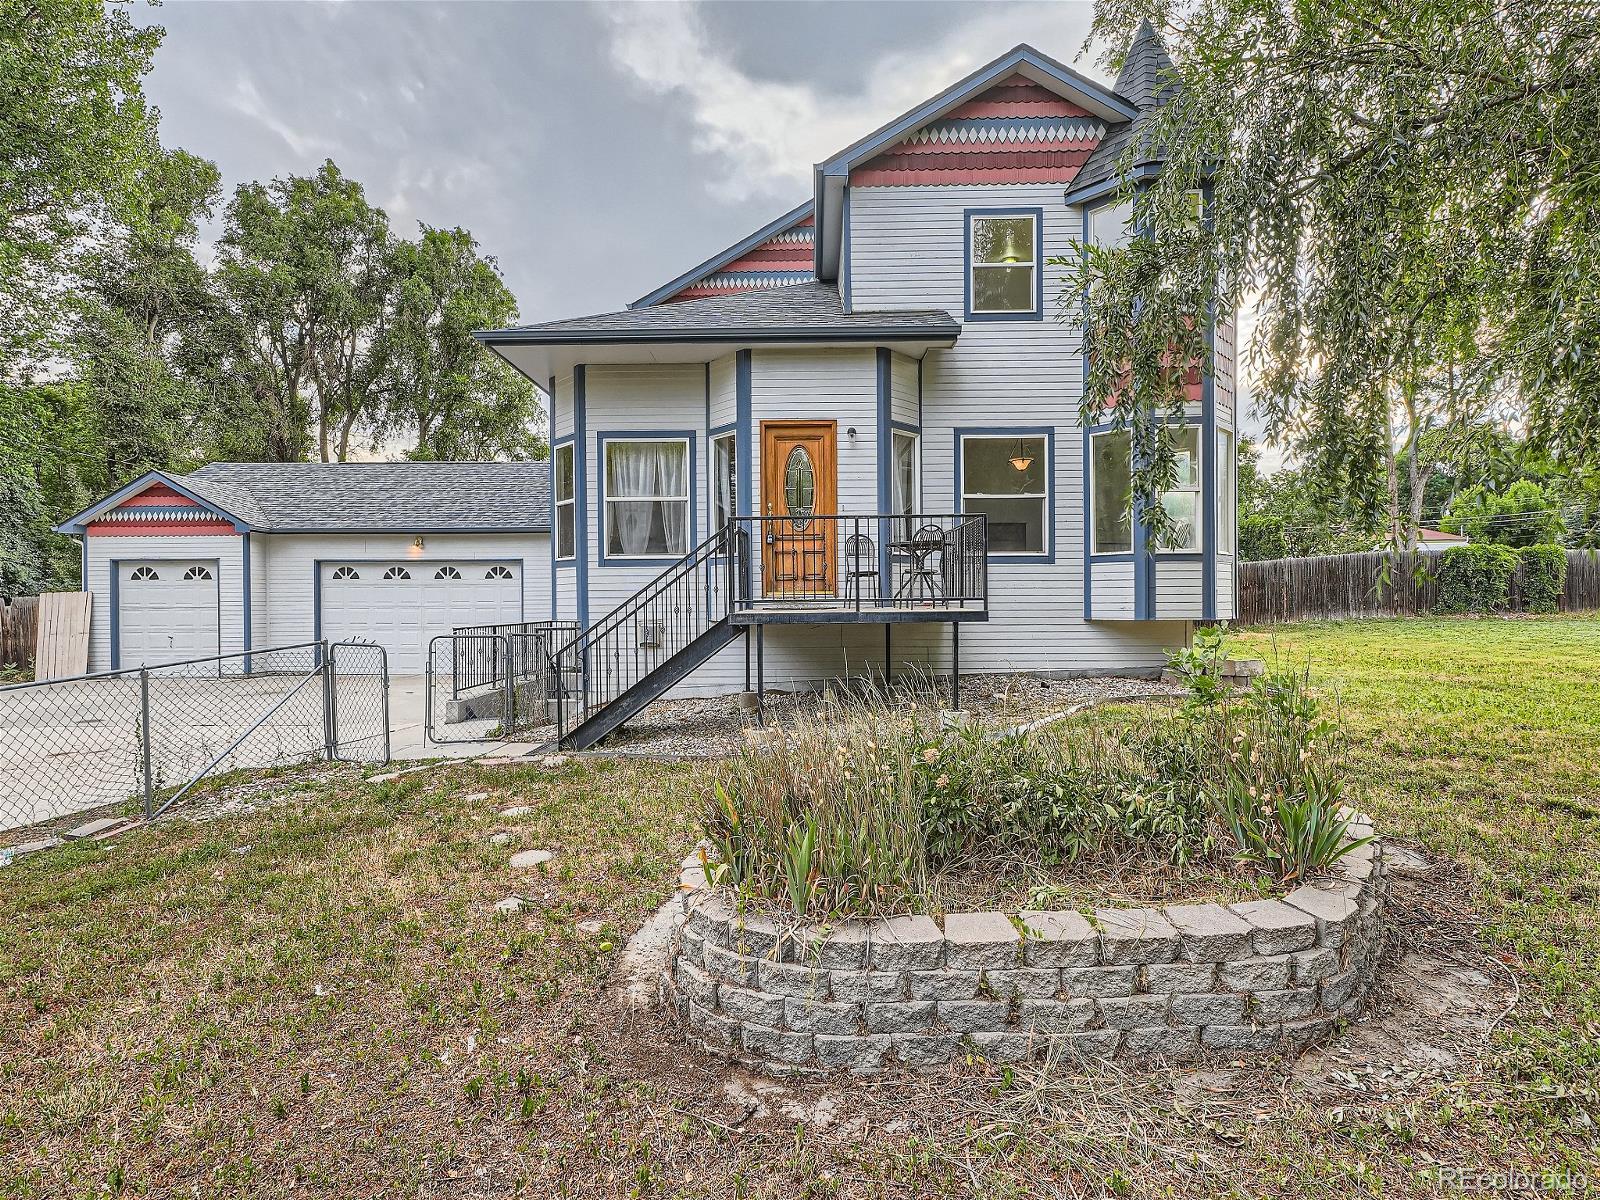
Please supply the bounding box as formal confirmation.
[890,526,947,604]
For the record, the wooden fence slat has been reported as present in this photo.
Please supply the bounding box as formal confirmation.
[1238,549,1600,624]
[1,596,40,669]
[34,591,92,680]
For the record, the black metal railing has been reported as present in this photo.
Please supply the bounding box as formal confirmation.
[450,620,578,701]
[552,523,747,740]
[730,513,987,613]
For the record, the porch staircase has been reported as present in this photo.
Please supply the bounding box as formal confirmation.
[551,525,748,750]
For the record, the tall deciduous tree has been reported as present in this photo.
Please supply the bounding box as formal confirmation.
[210,160,391,462]
[380,226,544,461]
[1066,0,1598,546]
[0,0,162,372]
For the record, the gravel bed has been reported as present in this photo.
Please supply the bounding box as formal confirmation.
[561,673,1184,760]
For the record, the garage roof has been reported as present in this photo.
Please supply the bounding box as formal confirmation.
[184,462,552,534]
[58,462,553,535]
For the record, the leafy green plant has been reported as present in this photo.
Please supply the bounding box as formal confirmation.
[1518,543,1567,614]
[1166,625,1230,708]
[1213,670,1372,881]
[1435,543,1519,613]
[779,816,819,914]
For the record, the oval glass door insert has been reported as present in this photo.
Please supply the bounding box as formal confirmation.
[784,444,816,531]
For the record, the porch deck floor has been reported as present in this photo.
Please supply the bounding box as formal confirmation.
[731,602,988,625]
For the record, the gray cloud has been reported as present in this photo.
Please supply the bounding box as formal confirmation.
[134,0,1260,441]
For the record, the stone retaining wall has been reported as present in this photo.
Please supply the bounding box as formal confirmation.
[663,819,1385,1075]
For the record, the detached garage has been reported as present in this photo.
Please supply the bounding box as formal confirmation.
[58,462,552,675]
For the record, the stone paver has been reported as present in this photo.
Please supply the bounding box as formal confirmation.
[508,848,553,870]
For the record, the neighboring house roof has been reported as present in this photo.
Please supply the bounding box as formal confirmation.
[631,202,815,309]
[1066,20,1179,202]
[58,462,553,535]
[479,280,960,344]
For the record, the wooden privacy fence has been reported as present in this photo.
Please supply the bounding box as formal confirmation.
[1,596,39,669]
[1238,549,1600,625]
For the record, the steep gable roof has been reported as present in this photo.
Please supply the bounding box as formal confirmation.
[631,202,815,309]
[850,74,1106,187]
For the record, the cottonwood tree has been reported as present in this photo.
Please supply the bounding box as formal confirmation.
[209,160,392,462]
[380,225,544,461]
[1065,0,1598,548]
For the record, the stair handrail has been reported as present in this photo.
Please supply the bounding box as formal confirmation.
[551,522,742,666]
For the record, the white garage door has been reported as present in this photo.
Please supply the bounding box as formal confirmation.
[118,560,221,669]
[319,561,523,673]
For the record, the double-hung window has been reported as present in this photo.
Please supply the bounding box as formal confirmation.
[1089,426,1204,555]
[1216,428,1236,555]
[967,211,1041,318]
[603,437,690,559]
[959,433,1048,555]
[553,443,575,560]
[711,431,736,533]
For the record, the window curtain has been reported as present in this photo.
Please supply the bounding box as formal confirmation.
[607,441,688,555]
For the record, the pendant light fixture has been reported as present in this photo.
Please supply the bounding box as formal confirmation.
[1008,437,1034,473]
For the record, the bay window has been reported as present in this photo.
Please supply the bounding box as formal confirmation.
[603,437,689,559]
[553,443,575,560]
[960,433,1048,555]
[1089,425,1205,555]
[711,432,736,532]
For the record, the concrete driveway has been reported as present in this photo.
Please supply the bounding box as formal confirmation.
[0,670,539,835]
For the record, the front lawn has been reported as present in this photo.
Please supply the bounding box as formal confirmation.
[1,616,1596,1198]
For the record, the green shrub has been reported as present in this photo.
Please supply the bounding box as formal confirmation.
[1239,514,1288,561]
[1518,543,1567,613]
[1435,543,1519,613]
[1166,624,1230,709]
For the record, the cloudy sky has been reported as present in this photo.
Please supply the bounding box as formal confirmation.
[133,0,1109,321]
[134,0,1265,450]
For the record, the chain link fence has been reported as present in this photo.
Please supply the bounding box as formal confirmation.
[0,641,389,834]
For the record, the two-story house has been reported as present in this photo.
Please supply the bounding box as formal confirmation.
[476,30,1239,746]
[55,30,1237,752]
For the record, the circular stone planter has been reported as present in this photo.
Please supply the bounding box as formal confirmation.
[663,817,1386,1075]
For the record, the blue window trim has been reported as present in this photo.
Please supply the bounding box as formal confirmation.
[594,430,699,568]
[953,425,1055,564]
[551,437,577,567]
[875,350,892,581]
[1084,422,1139,562]
[312,557,528,648]
[241,532,252,673]
[963,208,1045,322]
[736,351,754,592]
[1200,180,1218,622]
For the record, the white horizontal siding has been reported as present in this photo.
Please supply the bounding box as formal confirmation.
[1090,560,1136,621]
[890,351,919,427]
[255,531,550,657]
[1151,559,1204,621]
[1216,558,1236,621]
[84,535,247,673]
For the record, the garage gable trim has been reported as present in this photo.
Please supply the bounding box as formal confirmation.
[58,470,251,535]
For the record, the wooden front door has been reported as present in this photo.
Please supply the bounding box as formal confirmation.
[760,420,837,598]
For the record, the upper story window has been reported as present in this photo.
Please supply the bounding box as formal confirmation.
[711,431,736,533]
[553,443,575,561]
[960,433,1048,556]
[603,437,690,559]
[966,211,1041,319]
[1089,426,1204,555]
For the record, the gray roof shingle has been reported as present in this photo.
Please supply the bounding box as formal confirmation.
[477,281,959,343]
[182,461,551,534]
[1071,21,1179,196]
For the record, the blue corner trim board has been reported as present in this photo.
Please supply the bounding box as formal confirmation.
[594,431,699,567]
[875,349,892,583]
[735,351,754,593]
[573,366,589,631]
[962,208,1045,322]
[1080,206,1092,620]
[841,186,853,313]
[242,533,253,673]
[1200,180,1218,623]
[952,426,1056,564]
[109,559,120,669]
